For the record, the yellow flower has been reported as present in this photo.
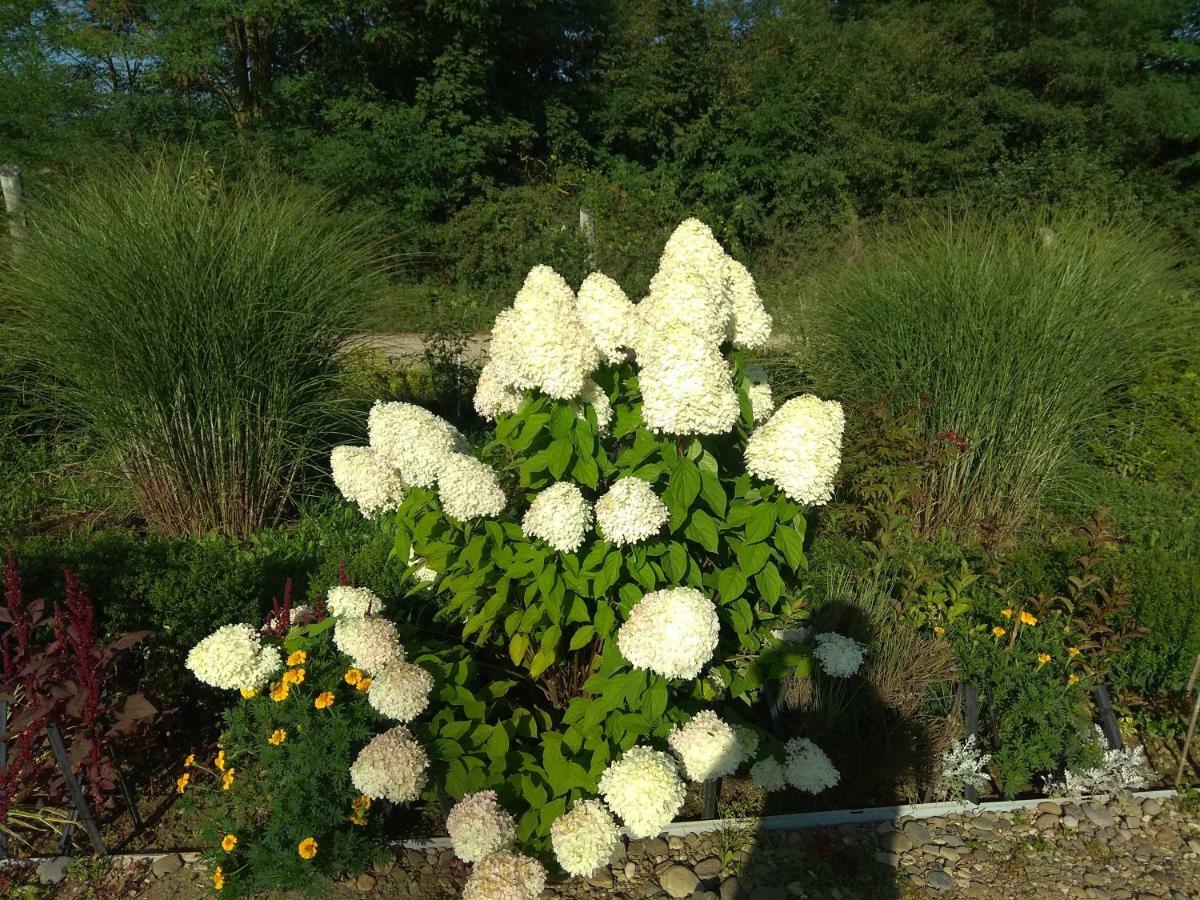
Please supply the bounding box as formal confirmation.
[344,668,363,686]
[176,772,190,794]
[1068,674,1080,685]
[1067,646,1080,657]
[213,866,225,890]
[1020,611,1038,627]
[315,691,335,710]
[349,813,367,826]
[240,687,257,699]
[352,794,372,813]
[287,650,307,666]
[934,626,945,636]
[283,667,306,685]
[214,750,226,772]
[222,768,236,791]
[268,728,287,746]
[992,626,1006,637]
[184,753,196,768]
[298,837,318,860]
[222,834,237,853]
[1037,653,1051,666]
[1000,608,1013,619]
[270,681,290,703]
[356,677,372,693]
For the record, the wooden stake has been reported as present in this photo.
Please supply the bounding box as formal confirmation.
[0,164,27,253]
[1175,655,1200,786]
[46,721,107,855]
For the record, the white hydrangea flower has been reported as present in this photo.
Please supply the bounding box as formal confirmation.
[488,265,599,400]
[326,585,384,620]
[577,272,636,365]
[349,725,428,804]
[437,454,506,521]
[726,258,772,349]
[667,710,752,782]
[598,746,686,839]
[522,482,592,553]
[579,379,612,434]
[734,726,760,762]
[367,661,433,722]
[186,624,282,692]
[329,445,406,518]
[474,359,524,421]
[462,851,546,900]
[812,632,867,677]
[550,799,622,877]
[446,790,516,864]
[368,401,466,488]
[641,220,732,347]
[333,616,405,674]
[635,324,740,435]
[594,477,668,546]
[744,364,775,422]
[750,756,787,792]
[784,737,839,794]
[617,587,720,679]
[744,395,845,505]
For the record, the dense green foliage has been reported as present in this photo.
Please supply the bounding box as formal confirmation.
[798,210,1190,531]
[390,358,811,851]
[3,154,384,536]
[3,0,1197,298]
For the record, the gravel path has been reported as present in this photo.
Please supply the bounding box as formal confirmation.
[25,795,1200,898]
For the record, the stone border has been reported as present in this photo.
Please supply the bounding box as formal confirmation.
[0,788,1179,870]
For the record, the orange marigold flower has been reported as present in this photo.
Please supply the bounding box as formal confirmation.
[215,750,226,772]
[1068,674,1080,685]
[1000,608,1013,619]
[315,691,335,709]
[287,650,307,666]
[344,668,363,686]
[1067,646,1080,657]
[298,837,318,859]
[222,834,237,853]
[213,866,225,890]
[349,814,367,826]
[270,681,290,702]
[282,667,305,685]
[240,687,257,699]
[1020,611,1038,627]
[222,768,236,791]
[352,794,372,812]
[176,772,190,794]
[356,677,372,693]
[992,626,1006,637]
[184,753,196,767]
[268,729,287,746]
[934,626,945,636]
[1037,653,1051,666]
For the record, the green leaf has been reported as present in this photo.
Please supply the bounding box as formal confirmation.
[684,509,720,553]
[547,439,573,479]
[572,453,600,488]
[509,633,528,666]
[569,625,595,650]
[754,562,784,605]
[486,724,510,763]
[717,567,748,603]
[664,457,702,527]
[775,524,807,571]
[662,542,688,581]
[550,403,576,439]
[699,467,727,517]
[529,645,556,678]
[745,504,778,543]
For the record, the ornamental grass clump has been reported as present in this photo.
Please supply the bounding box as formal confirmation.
[3,152,383,536]
[329,219,849,871]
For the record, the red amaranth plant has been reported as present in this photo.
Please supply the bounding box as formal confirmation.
[0,553,158,830]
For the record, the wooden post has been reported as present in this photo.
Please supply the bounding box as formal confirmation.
[701,779,719,820]
[46,721,107,855]
[955,682,981,804]
[1174,655,1200,785]
[0,165,27,253]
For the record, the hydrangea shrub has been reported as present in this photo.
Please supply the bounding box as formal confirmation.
[333,220,848,874]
